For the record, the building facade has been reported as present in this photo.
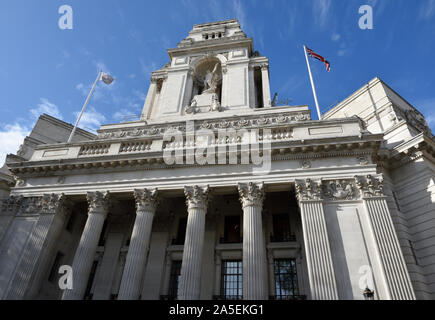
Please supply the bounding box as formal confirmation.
[0,19,434,300]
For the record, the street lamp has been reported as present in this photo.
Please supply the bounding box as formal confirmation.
[67,69,114,143]
[363,287,375,300]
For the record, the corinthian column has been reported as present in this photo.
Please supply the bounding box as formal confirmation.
[238,182,268,300]
[6,194,71,299]
[118,188,158,300]
[178,185,209,300]
[296,179,339,300]
[356,175,415,300]
[62,191,110,300]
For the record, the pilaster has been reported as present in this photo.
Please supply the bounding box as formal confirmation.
[296,179,339,300]
[355,175,416,300]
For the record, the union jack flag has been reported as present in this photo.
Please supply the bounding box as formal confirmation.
[306,47,331,72]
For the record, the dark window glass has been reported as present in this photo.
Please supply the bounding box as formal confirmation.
[65,212,75,232]
[272,214,293,242]
[220,260,242,300]
[174,218,187,245]
[168,260,182,299]
[274,259,299,299]
[48,251,64,283]
[98,220,108,246]
[224,215,241,243]
[83,260,99,300]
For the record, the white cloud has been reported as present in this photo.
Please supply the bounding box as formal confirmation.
[113,109,139,122]
[331,33,341,42]
[0,123,30,166]
[73,106,106,132]
[30,98,63,120]
[313,0,332,27]
[419,0,435,20]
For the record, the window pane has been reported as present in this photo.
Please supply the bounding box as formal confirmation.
[274,259,299,299]
[221,260,242,300]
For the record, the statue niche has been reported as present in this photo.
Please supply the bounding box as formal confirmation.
[186,59,223,114]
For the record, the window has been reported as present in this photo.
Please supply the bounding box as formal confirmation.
[254,67,264,108]
[274,259,299,299]
[83,260,99,300]
[271,214,295,242]
[168,260,182,299]
[48,251,64,283]
[173,217,187,245]
[98,220,108,246]
[222,215,241,243]
[65,212,75,232]
[220,260,242,300]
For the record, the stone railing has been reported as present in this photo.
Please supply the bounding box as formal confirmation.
[119,140,152,153]
[78,143,111,156]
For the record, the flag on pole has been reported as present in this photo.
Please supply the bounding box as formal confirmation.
[306,47,331,72]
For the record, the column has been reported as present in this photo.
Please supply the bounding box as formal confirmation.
[23,194,72,299]
[62,191,110,300]
[178,185,209,300]
[295,179,339,300]
[0,196,23,244]
[5,194,70,299]
[260,64,271,108]
[118,188,158,300]
[238,182,268,300]
[356,175,416,300]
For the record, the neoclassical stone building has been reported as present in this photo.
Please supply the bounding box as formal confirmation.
[0,19,434,300]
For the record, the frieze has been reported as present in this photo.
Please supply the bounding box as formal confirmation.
[322,180,357,201]
[96,112,311,141]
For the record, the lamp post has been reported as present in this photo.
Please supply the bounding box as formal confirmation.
[67,69,114,143]
[363,287,375,300]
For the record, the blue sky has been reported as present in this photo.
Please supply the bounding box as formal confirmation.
[1,0,435,164]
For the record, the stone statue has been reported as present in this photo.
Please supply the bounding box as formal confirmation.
[202,63,221,94]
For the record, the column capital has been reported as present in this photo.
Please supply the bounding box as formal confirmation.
[295,178,322,201]
[38,193,72,218]
[184,185,209,210]
[86,191,110,216]
[133,188,158,212]
[355,174,385,198]
[238,182,264,208]
[1,195,24,216]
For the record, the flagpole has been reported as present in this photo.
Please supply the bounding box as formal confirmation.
[303,45,322,120]
[67,70,102,143]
